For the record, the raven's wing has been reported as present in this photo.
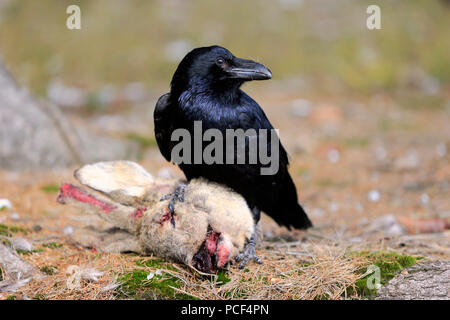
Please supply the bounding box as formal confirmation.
[238,92,290,172]
[238,93,311,229]
[154,93,172,162]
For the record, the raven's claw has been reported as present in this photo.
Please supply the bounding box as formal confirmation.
[160,183,187,214]
[235,234,262,269]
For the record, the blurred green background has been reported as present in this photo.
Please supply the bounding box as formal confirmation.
[0,0,449,98]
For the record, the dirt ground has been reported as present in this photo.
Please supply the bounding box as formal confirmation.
[0,85,449,300]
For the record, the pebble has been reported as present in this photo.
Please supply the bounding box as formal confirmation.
[10,212,20,220]
[63,225,74,235]
[0,198,12,209]
[311,208,325,218]
[11,237,33,252]
[368,190,380,202]
[436,143,447,158]
[368,214,406,236]
[375,146,387,160]
[395,150,419,170]
[420,193,430,205]
[328,202,339,212]
[327,149,340,163]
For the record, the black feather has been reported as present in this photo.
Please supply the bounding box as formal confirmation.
[154,45,312,230]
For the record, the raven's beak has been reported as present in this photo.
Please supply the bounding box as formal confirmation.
[227,57,272,81]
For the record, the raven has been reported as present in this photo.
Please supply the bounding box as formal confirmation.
[154,46,312,267]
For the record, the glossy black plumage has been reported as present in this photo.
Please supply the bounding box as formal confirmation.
[154,45,312,230]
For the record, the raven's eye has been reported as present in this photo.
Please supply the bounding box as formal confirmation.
[216,57,225,66]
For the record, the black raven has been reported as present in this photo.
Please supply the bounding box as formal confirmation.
[154,45,312,267]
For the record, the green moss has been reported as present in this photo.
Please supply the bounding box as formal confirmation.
[41,184,60,193]
[347,251,418,298]
[0,224,9,236]
[32,294,47,300]
[0,224,28,237]
[116,268,197,300]
[6,295,16,300]
[16,248,44,255]
[40,265,58,275]
[43,242,63,249]
[215,270,231,286]
[115,258,197,300]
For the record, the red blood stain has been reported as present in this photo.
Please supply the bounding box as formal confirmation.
[131,207,146,219]
[215,242,230,268]
[58,183,116,213]
[160,207,176,227]
[206,231,220,255]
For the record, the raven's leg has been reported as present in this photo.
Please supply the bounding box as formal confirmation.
[235,206,263,269]
[160,182,187,214]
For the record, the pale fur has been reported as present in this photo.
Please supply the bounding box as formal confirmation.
[63,161,255,269]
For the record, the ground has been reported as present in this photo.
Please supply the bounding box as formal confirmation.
[0,84,448,300]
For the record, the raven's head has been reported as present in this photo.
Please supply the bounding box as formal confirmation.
[170,45,272,94]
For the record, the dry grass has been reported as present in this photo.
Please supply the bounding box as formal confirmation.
[9,239,367,300]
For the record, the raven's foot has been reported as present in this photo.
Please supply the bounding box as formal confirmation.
[160,182,187,214]
[235,234,262,269]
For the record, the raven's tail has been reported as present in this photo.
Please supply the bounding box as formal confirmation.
[266,176,313,230]
[286,202,312,230]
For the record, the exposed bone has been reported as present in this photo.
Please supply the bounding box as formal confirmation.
[58,161,255,273]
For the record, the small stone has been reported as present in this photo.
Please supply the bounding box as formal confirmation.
[11,237,33,252]
[436,143,447,158]
[375,146,387,160]
[368,190,380,202]
[327,149,340,163]
[328,202,339,212]
[270,277,282,284]
[0,199,12,210]
[395,150,419,170]
[10,212,20,220]
[311,208,324,218]
[63,225,74,235]
[367,214,406,236]
[147,272,155,280]
[32,225,42,232]
[420,193,430,205]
